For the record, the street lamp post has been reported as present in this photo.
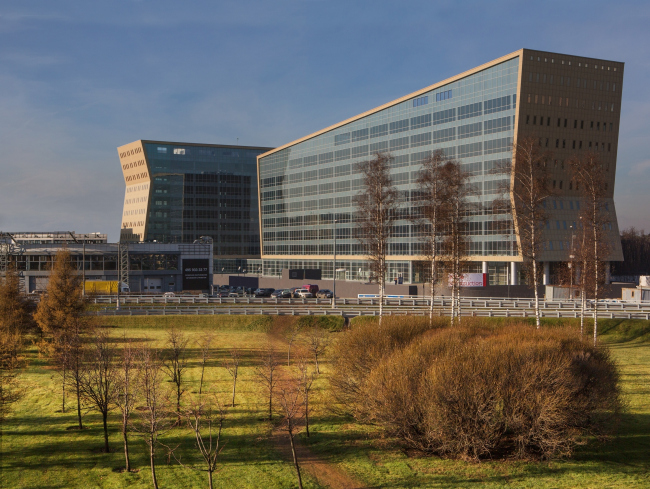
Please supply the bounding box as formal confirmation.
[332,219,337,309]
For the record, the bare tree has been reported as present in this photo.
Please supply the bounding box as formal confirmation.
[197,332,214,396]
[115,336,137,472]
[223,348,240,408]
[569,151,612,346]
[132,344,172,489]
[353,152,399,323]
[439,161,473,323]
[79,328,116,452]
[277,379,304,489]
[34,248,91,416]
[305,327,329,375]
[162,326,189,423]
[284,322,303,367]
[493,137,553,328]
[413,150,449,322]
[255,342,280,420]
[297,357,314,438]
[64,330,86,429]
[171,395,226,489]
[0,265,31,424]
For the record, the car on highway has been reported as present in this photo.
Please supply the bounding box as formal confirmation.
[316,289,334,298]
[163,292,176,298]
[254,288,276,297]
[294,288,313,298]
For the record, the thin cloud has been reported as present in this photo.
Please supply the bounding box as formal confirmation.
[629,160,650,176]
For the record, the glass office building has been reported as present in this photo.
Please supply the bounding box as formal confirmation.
[257,49,624,285]
[118,140,273,266]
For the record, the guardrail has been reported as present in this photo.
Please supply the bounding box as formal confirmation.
[90,295,650,312]
[91,306,650,320]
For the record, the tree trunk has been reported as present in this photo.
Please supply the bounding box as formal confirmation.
[378,263,384,325]
[149,437,158,489]
[288,429,303,489]
[62,367,66,413]
[199,360,206,395]
[314,353,320,375]
[305,393,310,438]
[531,222,541,329]
[268,370,273,421]
[123,422,131,471]
[208,470,213,489]
[593,219,599,347]
[430,256,435,323]
[231,373,237,408]
[103,411,109,453]
[76,379,83,429]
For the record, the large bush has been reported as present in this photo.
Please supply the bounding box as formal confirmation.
[332,320,621,460]
[328,316,447,417]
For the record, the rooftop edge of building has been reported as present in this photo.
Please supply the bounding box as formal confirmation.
[256,48,624,160]
[118,139,275,153]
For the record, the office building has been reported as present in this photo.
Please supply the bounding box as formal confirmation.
[118,140,273,272]
[257,49,624,285]
[6,239,212,294]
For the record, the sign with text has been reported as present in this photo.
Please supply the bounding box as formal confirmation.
[448,273,488,287]
[182,259,210,290]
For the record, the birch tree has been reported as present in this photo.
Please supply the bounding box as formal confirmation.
[439,161,473,323]
[413,150,449,321]
[569,151,611,346]
[353,152,399,324]
[494,137,553,328]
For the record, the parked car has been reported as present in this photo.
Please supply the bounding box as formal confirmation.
[271,289,290,298]
[295,288,313,298]
[163,292,176,298]
[255,288,275,297]
[289,286,302,298]
[316,289,334,298]
[302,284,319,295]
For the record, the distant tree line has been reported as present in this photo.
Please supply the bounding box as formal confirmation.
[612,227,650,276]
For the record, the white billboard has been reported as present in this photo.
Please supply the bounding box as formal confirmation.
[448,273,488,287]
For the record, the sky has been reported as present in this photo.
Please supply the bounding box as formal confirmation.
[1,0,649,241]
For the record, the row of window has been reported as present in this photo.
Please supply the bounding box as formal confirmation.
[330,96,513,147]
[526,93,615,112]
[262,240,517,256]
[527,72,617,92]
[264,220,514,242]
[262,137,512,191]
[529,54,619,72]
[540,137,612,153]
[526,116,614,132]
[262,171,510,203]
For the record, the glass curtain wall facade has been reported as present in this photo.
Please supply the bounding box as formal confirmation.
[259,58,519,283]
[119,140,273,260]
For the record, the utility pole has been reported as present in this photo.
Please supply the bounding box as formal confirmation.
[332,219,337,309]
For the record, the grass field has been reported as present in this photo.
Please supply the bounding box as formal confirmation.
[1,316,649,488]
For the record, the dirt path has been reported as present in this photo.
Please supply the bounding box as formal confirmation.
[272,428,365,489]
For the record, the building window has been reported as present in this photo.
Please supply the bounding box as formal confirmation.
[413,95,428,107]
[436,90,452,102]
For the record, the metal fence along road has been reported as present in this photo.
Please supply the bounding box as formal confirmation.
[89,295,650,320]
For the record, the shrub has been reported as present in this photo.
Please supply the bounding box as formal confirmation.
[328,316,447,416]
[337,321,622,460]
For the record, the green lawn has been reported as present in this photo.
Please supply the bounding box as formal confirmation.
[1,316,649,488]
